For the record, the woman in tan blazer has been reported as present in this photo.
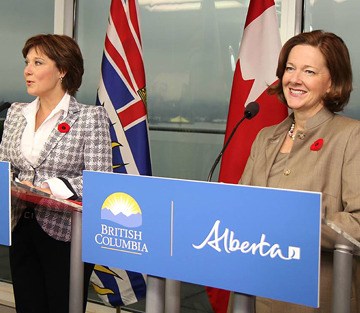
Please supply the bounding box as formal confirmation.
[240,30,360,312]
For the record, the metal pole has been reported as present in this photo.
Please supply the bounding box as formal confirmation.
[332,244,353,313]
[165,279,181,313]
[232,293,255,313]
[69,210,84,313]
[294,0,304,35]
[145,275,166,313]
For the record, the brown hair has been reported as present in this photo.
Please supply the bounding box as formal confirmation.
[269,30,352,112]
[22,34,84,96]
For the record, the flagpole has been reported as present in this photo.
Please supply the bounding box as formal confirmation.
[93,0,151,307]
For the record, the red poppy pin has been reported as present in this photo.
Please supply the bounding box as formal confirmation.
[58,122,70,133]
[310,138,324,151]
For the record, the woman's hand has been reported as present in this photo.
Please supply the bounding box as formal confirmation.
[20,180,52,195]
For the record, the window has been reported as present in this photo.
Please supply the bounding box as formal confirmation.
[303,0,360,119]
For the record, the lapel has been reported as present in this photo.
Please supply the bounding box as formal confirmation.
[34,97,81,168]
[263,115,293,183]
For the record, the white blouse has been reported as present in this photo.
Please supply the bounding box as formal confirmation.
[20,93,74,199]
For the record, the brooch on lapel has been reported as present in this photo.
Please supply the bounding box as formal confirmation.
[58,122,70,133]
[310,138,324,151]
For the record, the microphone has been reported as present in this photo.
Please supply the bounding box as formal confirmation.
[243,101,260,120]
[207,101,259,182]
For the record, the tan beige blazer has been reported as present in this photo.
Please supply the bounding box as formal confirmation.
[240,108,360,242]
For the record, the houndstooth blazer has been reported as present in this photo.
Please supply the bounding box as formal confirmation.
[0,96,112,241]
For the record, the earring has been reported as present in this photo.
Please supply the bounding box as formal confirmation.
[60,77,63,83]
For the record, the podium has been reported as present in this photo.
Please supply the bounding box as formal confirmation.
[2,163,359,313]
[0,161,84,313]
[230,220,360,313]
[0,161,10,246]
[81,171,360,313]
[82,171,322,311]
[321,220,360,313]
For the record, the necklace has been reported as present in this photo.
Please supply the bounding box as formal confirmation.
[288,121,296,140]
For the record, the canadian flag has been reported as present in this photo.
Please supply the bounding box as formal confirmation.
[218,0,288,184]
[207,0,288,312]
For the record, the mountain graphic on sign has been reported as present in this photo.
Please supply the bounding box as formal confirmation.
[101,192,142,228]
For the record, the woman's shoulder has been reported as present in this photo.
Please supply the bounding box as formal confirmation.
[6,102,29,116]
[9,102,26,110]
[332,113,360,131]
[73,102,110,127]
[257,116,291,138]
[259,123,280,134]
[78,103,106,112]
[71,98,108,116]
[80,104,108,120]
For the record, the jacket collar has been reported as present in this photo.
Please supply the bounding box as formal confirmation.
[33,96,81,168]
[263,108,334,182]
[270,107,334,140]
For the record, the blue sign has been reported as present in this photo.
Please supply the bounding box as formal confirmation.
[0,161,11,246]
[82,172,321,308]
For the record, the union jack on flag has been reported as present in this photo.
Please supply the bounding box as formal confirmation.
[96,0,151,176]
[91,0,150,307]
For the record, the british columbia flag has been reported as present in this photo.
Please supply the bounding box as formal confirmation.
[96,0,151,175]
[91,0,149,307]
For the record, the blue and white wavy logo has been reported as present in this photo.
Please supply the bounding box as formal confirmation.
[101,192,142,228]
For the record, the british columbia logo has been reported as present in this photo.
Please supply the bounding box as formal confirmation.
[95,192,148,254]
[101,192,142,227]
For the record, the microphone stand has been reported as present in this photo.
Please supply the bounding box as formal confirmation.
[207,115,247,182]
[207,101,259,182]
[206,102,259,313]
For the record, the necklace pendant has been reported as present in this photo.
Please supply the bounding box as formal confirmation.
[288,121,296,140]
